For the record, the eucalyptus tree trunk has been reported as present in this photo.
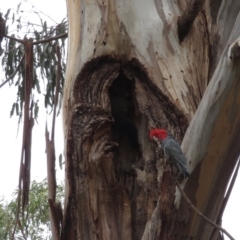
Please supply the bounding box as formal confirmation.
[62,0,240,239]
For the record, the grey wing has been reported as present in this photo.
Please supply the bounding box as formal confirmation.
[164,138,188,169]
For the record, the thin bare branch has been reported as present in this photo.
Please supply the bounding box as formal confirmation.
[174,179,235,240]
[45,45,62,240]
[33,33,67,45]
[0,34,24,44]
[0,54,25,88]
[220,159,240,216]
[0,33,67,45]
[210,159,240,239]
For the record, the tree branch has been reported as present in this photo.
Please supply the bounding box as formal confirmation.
[219,159,240,216]
[21,40,34,210]
[210,159,240,239]
[13,40,34,240]
[48,199,62,240]
[33,33,68,45]
[45,45,62,240]
[174,180,235,240]
[0,54,25,88]
[0,34,24,44]
[177,0,206,42]
[17,218,27,240]
[0,32,67,45]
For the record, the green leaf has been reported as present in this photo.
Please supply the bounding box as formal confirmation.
[5,9,11,19]
[10,103,16,117]
[12,12,15,24]
[2,7,67,122]
[43,21,47,33]
[34,103,39,119]
[59,154,63,169]
[16,3,22,14]
[34,31,40,41]
[16,102,19,116]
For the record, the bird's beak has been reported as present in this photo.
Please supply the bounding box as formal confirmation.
[152,136,158,141]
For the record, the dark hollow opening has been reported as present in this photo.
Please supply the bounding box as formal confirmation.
[109,71,140,185]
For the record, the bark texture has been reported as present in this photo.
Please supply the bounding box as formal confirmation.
[62,0,240,239]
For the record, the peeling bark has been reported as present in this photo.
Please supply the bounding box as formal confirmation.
[46,45,62,240]
[178,0,206,42]
[19,39,34,209]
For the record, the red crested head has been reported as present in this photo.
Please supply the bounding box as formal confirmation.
[149,128,168,141]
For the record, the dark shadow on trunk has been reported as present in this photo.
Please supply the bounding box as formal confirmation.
[109,71,141,189]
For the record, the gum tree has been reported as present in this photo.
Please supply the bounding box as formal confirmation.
[59,0,240,239]
[61,0,240,239]
[2,0,239,239]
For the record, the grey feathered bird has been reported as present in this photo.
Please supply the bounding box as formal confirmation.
[150,128,189,178]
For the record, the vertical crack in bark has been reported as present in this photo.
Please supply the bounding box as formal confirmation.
[178,0,206,42]
[97,0,109,45]
[109,71,140,176]
[109,70,145,239]
[201,10,214,85]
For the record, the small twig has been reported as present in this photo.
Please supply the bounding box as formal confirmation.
[30,5,58,24]
[33,33,67,45]
[0,54,25,88]
[174,179,235,240]
[17,21,53,29]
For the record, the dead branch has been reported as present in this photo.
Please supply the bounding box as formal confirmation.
[45,44,62,240]
[33,33,68,45]
[0,34,24,44]
[210,159,240,239]
[20,39,34,210]
[12,39,34,240]
[175,180,235,240]
[0,32,67,46]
